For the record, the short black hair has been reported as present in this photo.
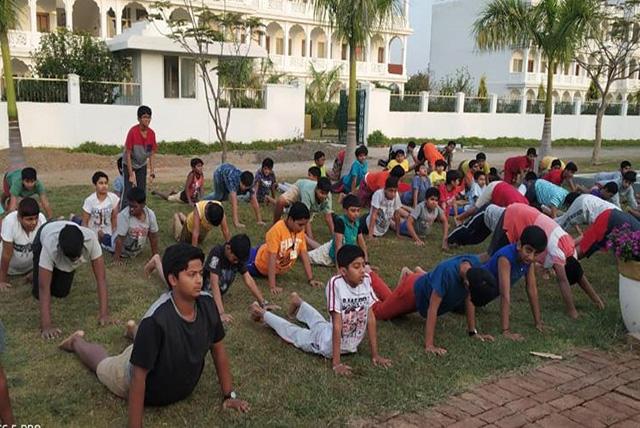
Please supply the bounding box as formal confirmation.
[435,159,447,168]
[336,244,365,268]
[190,158,203,168]
[18,197,40,217]
[355,146,368,157]
[526,147,537,157]
[524,171,538,182]
[473,170,486,181]
[228,234,251,262]
[468,159,478,169]
[205,202,224,226]
[414,163,427,174]
[126,187,146,204]
[92,171,109,185]
[564,192,582,208]
[384,176,399,189]
[603,181,619,195]
[117,156,123,173]
[342,194,361,209]
[425,187,440,200]
[489,167,498,175]
[288,201,310,220]
[445,170,460,184]
[407,141,416,149]
[565,256,584,285]
[314,151,325,161]
[240,171,254,187]
[467,268,499,307]
[621,160,632,170]
[476,152,487,161]
[520,225,547,253]
[395,149,405,157]
[622,171,637,183]
[308,166,321,178]
[161,243,204,288]
[21,167,37,181]
[447,140,456,147]
[137,105,152,118]
[262,157,274,169]
[316,177,332,193]
[59,224,84,260]
[551,159,562,168]
[565,161,578,173]
[390,165,405,178]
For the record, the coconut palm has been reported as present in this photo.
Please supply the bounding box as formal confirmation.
[473,0,599,161]
[312,0,401,177]
[306,63,342,137]
[0,0,25,168]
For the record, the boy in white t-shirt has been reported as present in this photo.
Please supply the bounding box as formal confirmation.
[0,197,46,290]
[113,187,159,262]
[74,171,119,249]
[365,176,403,238]
[249,245,391,376]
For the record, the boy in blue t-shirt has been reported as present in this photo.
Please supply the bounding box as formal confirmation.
[401,163,431,207]
[340,146,369,196]
[369,255,497,355]
[482,225,548,341]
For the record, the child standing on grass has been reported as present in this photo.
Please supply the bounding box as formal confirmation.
[59,244,250,426]
[173,200,230,246]
[113,188,160,263]
[401,163,431,208]
[249,245,392,376]
[365,177,403,239]
[152,158,204,205]
[74,171,119,249]
[429,160,447,186]
[399,188,449,250]
[0,321,14,425]
[122,105,157,210]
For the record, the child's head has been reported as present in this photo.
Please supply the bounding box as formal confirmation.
[415,163,428,177]
[446,140,456,152]
[384,176,399,199]
[518,225,547,265]
[190,158,204,175]
[524,171,538,184]
[424,187,440,210]
[314,177,331,203]
[622,171,637,189]
[308,166,321,180]
[445,170,460,186]
[161,243,205,294]
[17,197,40,232]
[394,149,406,162]
[205,202,224,226]
[225,234,251,265]
[336,245,366,287]
[474,170,487,187]
[602,181,619,199]
[117,157,123,174]
[563,162,578,179]
[565,256,584,285]
[407,140,416,150]
[91,171,109,194]
[564,191,582,209]
[342,194,361,221]
[476,152,487,168]
[58,224,84,261]
[239,171,254,192]
[550,159,562,170]
[126,187,146,217]
[21,167,38,191]
[620,160,632,173]
[314,151,326,167]
[468,159,479,172]
[137,105,152,127]
[389,165,405,179]
[261,157,274,176]
[286,202,310,232]
[435,159,447,172]
[355,146,368,163]
[526,147,537,161]
[466,268,498,307]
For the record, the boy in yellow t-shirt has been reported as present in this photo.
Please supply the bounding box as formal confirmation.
[387,149,410,173]
[171,200,230,246]
[429,159,447,186]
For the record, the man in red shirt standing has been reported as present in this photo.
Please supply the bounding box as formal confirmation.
[121,105,157,209]
[503,148,537,185]
[542,161,580,192]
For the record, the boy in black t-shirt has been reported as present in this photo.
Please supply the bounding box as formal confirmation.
[59,244,249,423]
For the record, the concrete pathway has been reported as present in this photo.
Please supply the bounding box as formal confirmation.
[353,348,640,428]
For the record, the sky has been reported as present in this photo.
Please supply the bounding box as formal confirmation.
[406,0,431,74]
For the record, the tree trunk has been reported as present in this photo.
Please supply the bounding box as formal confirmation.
[592,103,605,165]
[341,41,358,180]
[539,58,554,167]
[0,30,25,169]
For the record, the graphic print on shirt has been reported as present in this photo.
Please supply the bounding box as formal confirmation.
[278,236,302,270]
[340,295,369,350]
[124,225,148,254]
[208,255,235,293]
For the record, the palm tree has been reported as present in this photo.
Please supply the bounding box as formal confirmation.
[306,63,342,137]
[312,0,401,177]
[473,0,598,161]
[0,0,25,169]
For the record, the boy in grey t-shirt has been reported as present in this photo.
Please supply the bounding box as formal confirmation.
[399,188,449,250]
[113,188,159,261]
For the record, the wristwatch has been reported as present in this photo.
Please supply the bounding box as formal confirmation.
[468,329,478,337]
[224,391,237,401]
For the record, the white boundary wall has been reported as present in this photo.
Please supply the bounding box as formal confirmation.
[364,86,640,141]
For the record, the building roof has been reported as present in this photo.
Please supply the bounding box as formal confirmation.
[107,20,267,58]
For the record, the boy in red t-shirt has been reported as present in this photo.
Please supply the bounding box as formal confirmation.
[438,170,462,223]
[503,148,536,185]
[152,158,204,205]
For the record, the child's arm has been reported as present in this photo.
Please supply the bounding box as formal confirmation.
[550,205,559,219]
[40,193,54,219]
[439,210,449,250]
[149,232,160,257]
[330,311,351,375]
[220,214,231,242]
[209,273,232,323]
[250,195,264,225]
[367,208,379,239]
[357,233,370,265]
[229,192,244,228]
[0,241,14,289]
[0,364,14,425]
[334,233,345,266]
[113,235,125,263]
[406,216,424,246]
[241,272,269,308]
[576,275,605,310]
[267,252,281,295]
[91,256,112,326]
[125,150,135,186]
[305,221,314,240]
[7,196,17,213]
[412,188,418,208]
[366,307,392,368]
[393,210,402,238]
[128,365,148,428]
[111,206,118,232]
[81,210,91,227]
[424,290,446,355]
[38,267,61,339]
[552,263,578,319]
[148,152,156,185]
[349,174,357,195]
[524,265,543,331]
[184,172,195,205]
[211,341,250,412]
[498,257,521,341]
[299,250,322,288]
[464,294,493,343]
[191,207,202,246]
[324,213,334,235]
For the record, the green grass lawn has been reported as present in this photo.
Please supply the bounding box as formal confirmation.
[0,182,629,427]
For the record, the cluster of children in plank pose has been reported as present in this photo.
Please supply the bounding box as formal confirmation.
[1,105,639,425]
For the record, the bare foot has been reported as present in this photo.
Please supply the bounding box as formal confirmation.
[414,266,426,274]
[58,330,85,352]
[400,266,412,277]
[249,302,265,323]
[24,272,33,284]
[124,320,137,340]
[288,292,303,319]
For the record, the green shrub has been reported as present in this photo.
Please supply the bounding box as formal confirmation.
[367,130,389,147]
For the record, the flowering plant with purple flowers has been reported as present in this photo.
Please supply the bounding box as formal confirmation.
[607,224,640,262]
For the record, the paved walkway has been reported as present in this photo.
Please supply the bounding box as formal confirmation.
[353,349,640,428]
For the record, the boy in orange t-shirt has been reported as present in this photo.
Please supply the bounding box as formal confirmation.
[247,202,323,295]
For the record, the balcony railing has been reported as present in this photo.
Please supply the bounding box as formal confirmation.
[2,76,68,103]
[268,54,389,77]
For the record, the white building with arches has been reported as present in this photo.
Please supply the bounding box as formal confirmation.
[6,0,412,88]
[429,0,640,105]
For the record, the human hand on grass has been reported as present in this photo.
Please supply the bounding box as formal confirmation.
[234,222,246,229]
[425,345,447,356]
[308,279,323,288]
[41,326,62,339]
[0,282,12,291]
[221,313,234,324]
[270,286,283,295]
[112,258,126,267]
[332,363,352,376]
[414,239,425,246]
[372,355,392,368]
[222,398,250,413]
[98,315,118,327]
